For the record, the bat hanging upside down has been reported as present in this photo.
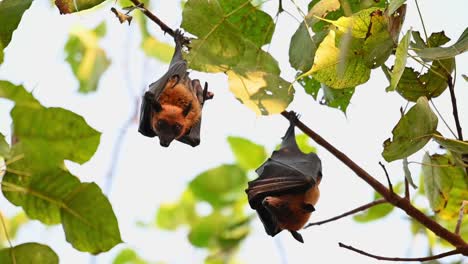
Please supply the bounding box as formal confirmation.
[138,29,213,147]
[246,112,322,243]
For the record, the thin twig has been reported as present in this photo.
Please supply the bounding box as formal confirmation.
[430,100,458,139]
[447,76,463,141]
[404,177,410,200]
[304,199,387,228]
[0,213,16,264]
[126,0,190,45]
[280,110,467,248]
[379,162,393,193]
[414,0,428,41]
[339,242,466,261]
[455,201,467,235]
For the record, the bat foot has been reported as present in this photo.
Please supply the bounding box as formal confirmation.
[174,29,189,46]
[290,230,304,243]
[285,111,300,124]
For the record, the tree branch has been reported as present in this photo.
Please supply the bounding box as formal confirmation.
[125,0,190,45]
[447,76,463,141]
[339,242,467,261]
[304,199,387,228]
[280,111,467,248]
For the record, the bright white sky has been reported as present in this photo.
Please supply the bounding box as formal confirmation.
[0,0,467,264]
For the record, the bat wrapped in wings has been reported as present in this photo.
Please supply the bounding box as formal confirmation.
[246,113,322,243]
[138,29,213,147]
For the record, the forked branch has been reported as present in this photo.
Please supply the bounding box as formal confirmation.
[114,0,190,45]
[339,242,468,262]
[280,111,467,254]
[304,199,387,228]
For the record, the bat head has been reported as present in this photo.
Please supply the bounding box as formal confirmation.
[150,103,192,147]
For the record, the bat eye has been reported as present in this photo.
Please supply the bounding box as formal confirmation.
[157,120,166,128]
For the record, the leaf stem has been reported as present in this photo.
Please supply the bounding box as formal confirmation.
[281,110,467,248]
[0,212,16,264]
[430,100,458,139]
[304,199,387,228]
[414,0,428,41]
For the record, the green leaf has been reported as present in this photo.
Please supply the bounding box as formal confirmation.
[181,0,274,72]
[298,76,354,113]
[227,69,293,115]
[309,0,386,33]
[403,158,417,188]
[305,8,393,88]
[382,97,438,162]
[182,0,293,115]
[296,134,317,154]
[289,0,339,71]
[321,85,355,112]
[61,183,122,253]
[388,30,411,91]
[65,22,110,93]
[388,0,406,15]
[427,31,451,48]
[353,200,393,223]
[189,164,247,208]
[157,191,197,230]
[55,0,106,14]
[11,106,101,165]
[306,30,371,88]
[354,183,403,222]
[421,153,468,218]
[113,248,149,264]
[0,212,28,246]
[2,168,80,225]
[299,75,321,99]
[2,168,121,253]
[432,134,468,154]
[362,10,394,68]
[227,137,266,170]
[188,212,250,249]
[394,58,455,101]
[411,31,426,50]
[0,0,33,65]
[0,133,9,158]
[141,36,173,63]
[289,23,327,72]
[0,243,58,264]
[415,27,468,59]
[0,81,40,106]
[189,213,224,248]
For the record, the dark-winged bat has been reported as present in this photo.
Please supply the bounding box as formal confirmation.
[138,29,213,147]
[246,112,322,243]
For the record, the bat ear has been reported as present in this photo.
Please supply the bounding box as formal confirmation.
[290,231,304,243]
[183,102,192,116]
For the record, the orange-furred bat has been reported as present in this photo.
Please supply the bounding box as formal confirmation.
[246,113,322,243]
[138,29,213,147]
